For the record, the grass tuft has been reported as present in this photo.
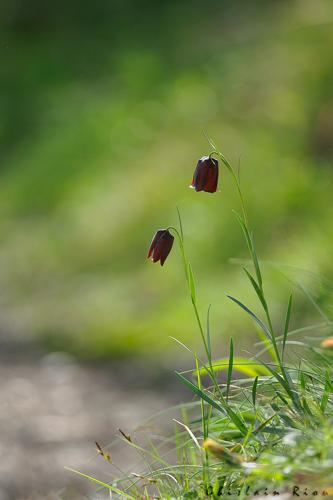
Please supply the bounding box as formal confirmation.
[67,144,333,498]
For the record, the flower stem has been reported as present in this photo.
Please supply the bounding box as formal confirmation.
[168,224,224,399]
[168,225,209,356]
[212,149,286,376]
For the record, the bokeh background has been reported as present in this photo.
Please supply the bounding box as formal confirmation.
[1,0,333,498]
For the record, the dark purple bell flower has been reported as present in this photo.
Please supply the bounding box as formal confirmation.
[147,229,174,266]
[190,156,219,193]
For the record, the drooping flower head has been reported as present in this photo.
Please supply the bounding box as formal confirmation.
[147,229,174,266]
[190,155,219,193]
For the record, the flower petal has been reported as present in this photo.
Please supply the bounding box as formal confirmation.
[159,232,174,265]
[147,229,164,259]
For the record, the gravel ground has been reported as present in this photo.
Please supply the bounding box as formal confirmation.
[0,348,187,500]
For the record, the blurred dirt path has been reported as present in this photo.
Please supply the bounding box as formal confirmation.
[0,349,186,500]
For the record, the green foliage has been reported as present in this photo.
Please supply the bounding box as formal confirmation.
[71,350,333,498]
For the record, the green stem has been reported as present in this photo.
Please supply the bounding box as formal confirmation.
[168,226,209,356]
[210,151,248,227]
[168,225,224,399]
[212,150,286,376]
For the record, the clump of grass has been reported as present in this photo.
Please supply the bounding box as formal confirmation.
[68,140,333,499]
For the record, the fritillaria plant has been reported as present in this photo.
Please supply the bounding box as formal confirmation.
[148,140,298,416]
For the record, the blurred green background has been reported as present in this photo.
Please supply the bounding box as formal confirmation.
[1,0,333,360]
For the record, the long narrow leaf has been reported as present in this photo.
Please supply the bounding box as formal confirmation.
[173,419,201,451]
[64,468,135,499]
[196,355,208,442]
[253,414,276,434]
[252,376,258,407]
[188,262,196,304]
[243,268,267,311]
[255,327,278,363]
[175,372,247,435]
[282,294,292,360]
[276,391,290,407]
[196,358,269,377]
[226,337,234,402]
[225,407,248,436]
[234,211,262,288]
[206,305,212,359]
[175,371,226,415]
[249,231,263,289]
[320,370,332,413]
[261,361,303,414]
[176,206,184,242]
[234,212,253,260]
[227,295,272,341]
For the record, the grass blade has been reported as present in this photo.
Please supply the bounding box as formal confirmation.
[260,360,303,414]
[206,304,212,359]
[175,372,248,435]
[234,211,262,288]
[196,358,269,377]
[64,467,135,499]
[176,206,184,241]
[227,295,272,341]
[253,414,276,434]
[249,231,263,289]
[282,294,292,361]
[188,262,196,304]
[226,337,234,402]
[175,371,226,415]
[252,376,258,407]
[173,419,201,452]
[243,268,267,311]
[320,370,332,413]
